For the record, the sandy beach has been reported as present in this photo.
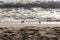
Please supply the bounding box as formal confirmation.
[0,23,60,27]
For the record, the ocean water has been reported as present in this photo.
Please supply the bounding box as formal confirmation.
[0,1,60,23]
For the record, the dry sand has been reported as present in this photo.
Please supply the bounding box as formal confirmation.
[0,24,59,40]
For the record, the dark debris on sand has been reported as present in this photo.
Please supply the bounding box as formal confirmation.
[0,26,59,40]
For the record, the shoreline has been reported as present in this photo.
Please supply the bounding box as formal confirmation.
[0,23,60,27]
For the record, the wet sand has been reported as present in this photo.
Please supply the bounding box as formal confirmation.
[0,23,60,27]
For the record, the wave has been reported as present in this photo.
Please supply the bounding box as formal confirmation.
[0,1,60,9]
